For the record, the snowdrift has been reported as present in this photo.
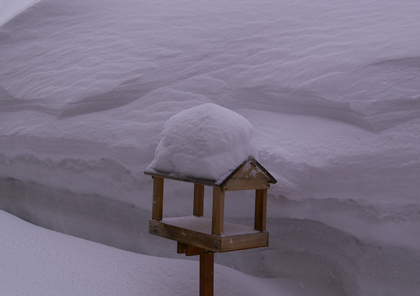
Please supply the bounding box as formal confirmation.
[1,1,420,295]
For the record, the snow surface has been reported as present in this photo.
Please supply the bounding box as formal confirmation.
[1,0,420,295]
[147,103,256,181]
[0,0,40,26]
[0,209,292,296]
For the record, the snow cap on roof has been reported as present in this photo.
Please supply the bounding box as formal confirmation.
[147,103,257,181]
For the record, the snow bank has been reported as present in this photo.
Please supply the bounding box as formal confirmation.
[0,0,40,26]
[147,103,257,181]
[1,1,420,295]
[0,209,293,296]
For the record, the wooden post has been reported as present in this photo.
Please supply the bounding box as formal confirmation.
[152,177,164,221]
[194,183,205,217]
[200,253,214,296]
[212,187,225,236]
[254,189,267,231]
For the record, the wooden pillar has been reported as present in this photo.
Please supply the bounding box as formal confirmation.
[152,177,164,221]
[193,183,205,217]
[200,253,214,296]
[254,189,267,231]
[212,187,225,236]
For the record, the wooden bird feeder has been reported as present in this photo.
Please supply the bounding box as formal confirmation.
[144,156,276,296]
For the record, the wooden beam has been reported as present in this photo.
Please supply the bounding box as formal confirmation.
[150,220,269,252]
[254,189,267,232]
[212,187,225,236]
[220,232,269,252]
[177,242,188,254]
[149,220,221,252]
[223,161,271,191]
[200,253,214,296]
[177,242,207,256]
[144,170,218,187]
[194,183,205,217]
[152,177,164,221]
[186,246,207,256]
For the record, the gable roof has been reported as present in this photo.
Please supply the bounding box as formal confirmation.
[144,156,276,191]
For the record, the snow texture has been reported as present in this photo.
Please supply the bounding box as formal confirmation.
[1,0,420,295]
[0,0,40,26]
[147,103,257,181]
[0,209,290,296]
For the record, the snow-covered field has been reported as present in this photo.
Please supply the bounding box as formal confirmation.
[1,0,420,295]
[0,209,293,296]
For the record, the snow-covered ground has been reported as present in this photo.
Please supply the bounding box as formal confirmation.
[1,209,294,296]
[1,0,420,295]
[0,0,40,26]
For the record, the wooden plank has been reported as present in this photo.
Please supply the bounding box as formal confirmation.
[186,245,207,256]
[224,161,271,191]
[177,242,188,254]
[225,178,270,191]
[194,183,205,217]
[177,242,208,256]
[152,177,164,221]
[254,189,267,231]
[144,170,218,187]
[150,220,269,253]
[212,187,225,236]
[220,232,269,252]
[149,220,221,252]
[200,253,214,296]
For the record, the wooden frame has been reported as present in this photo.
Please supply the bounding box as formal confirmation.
[145,156,276,296]
[149,180,270,252]
[144,156,277,191]
[149,219,269,253]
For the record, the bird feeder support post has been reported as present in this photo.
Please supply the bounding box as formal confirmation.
[200,252,214,296]
[197,185,227,296]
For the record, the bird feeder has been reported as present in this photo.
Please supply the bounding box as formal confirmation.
[145,156,276,296]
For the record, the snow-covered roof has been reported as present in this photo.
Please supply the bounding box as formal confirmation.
[145,156,276,190]
[146,103,263,183]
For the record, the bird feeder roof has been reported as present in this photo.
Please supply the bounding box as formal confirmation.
[144,156,277,191]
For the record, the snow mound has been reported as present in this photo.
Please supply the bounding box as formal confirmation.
[147,103,257,181]
[0,0,40,26]
[0,209,289,296]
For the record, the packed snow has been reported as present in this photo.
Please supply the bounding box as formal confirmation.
[0,0,40,26]
[147,103,257,181]
[0,209,292,296]
[1,0,420,295]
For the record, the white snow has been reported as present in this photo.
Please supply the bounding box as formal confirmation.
[0,209,291,296]
[0,0,40,26]
[147,103,257,181]
[1,0,420,295]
